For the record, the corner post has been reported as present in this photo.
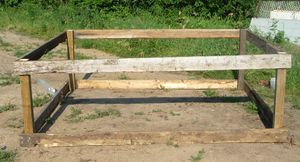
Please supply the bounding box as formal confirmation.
[67,30,76,91]
[273,67,287,128]
[20,75,35,133]
[238,29,246,89]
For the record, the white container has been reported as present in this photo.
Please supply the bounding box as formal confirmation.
[270,77,276,90]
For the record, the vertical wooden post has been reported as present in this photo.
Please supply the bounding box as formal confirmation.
[20,75,34,133]
[273,68,287,128]
[67,30,76,91]
[238,29,246,89]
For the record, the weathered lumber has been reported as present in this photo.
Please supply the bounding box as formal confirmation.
[238,29,246,89]
[34,82,70,132]
[67,30,76,91]
[20,32,67,60]
[20,75,35,133]
[243,81,273,128]
[273,69,287,128]
[14,54,292,74]
[77,79,237,89]
[246,30,282,54]
[74,29,240,39]
[19,129,289,147]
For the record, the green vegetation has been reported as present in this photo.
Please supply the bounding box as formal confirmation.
[119,73,129,80]
[152,109,163,113]
[0,74,20,86]
[190,149,205,162]
[65,107,121,123]
[32,94,51,107]
[134,112,145,115]
[0,103,17,113]
[0,149,16,162]
[166,140,179,148]
[7,117,23,128]
[203,89,219,97]
[242,102,258,114]
[169,111,180,116]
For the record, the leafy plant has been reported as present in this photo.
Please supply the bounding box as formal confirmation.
[190,149,205,162]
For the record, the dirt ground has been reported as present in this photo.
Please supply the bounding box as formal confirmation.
[0,31,300,162]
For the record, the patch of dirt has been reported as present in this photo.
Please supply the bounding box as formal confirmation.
[0,31,300,162]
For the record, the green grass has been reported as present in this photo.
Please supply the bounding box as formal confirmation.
[242,102,258,114]
[0,103,17,113]
[65,107,82,123]
[0,150,16,162]
[166,140,179,148]
[203,89,219,97]
[190,149,205,162]
[32,94,51,107]
[0,74,20,86]
[152,109,163,113]
[134,112,145,115]
[119,73,129,80]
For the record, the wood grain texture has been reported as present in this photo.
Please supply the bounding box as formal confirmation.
[238,29,246,90]
[246,30,282,54]
[273,69,287,128]
[74,29,240,39]
[20,75,35,133]
[14,54,292,74]
[19,129,289,147]
[20,32,66,60]
[34,82,70,132]
[77,79,237,89]
[67,30,76,91]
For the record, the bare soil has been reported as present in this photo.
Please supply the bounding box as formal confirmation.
[0,31,300,162]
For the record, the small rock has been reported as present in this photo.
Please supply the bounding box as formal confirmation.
[0,145,7,150]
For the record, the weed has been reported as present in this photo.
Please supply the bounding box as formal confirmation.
[0,150,16,162]
[0,74,20,86]
[134,112,144,115]
[190,149,205,162]
[170,111,180,116]
[119,73,129,80]
[291,97,300,110]
[152,109,163,113]
[45,117,53,124]
[203,89,218,97]
[32,94,51,107]
[15,49,28,58]
[65,107,82,123]
[76,53,94,60]
[242,102,258,114]
[0,103,17,113]
[84,108,121,120]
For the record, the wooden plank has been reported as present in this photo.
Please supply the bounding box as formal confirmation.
[243,81,273,128]
[67,30,76,91]
[74,29,240,39]
[19,129,289,147]
[246,30,282,54]
[34,82,70,132]
[20,75,35,133]
[238,29,246,89]
[77,79,237,89]
[14,54,292,75]
[20,32,67,60]
[273,69,287,128]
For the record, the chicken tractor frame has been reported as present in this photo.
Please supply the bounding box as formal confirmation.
[14,29,292,147]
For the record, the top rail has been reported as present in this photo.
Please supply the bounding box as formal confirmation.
[74,29,240,39]
[20,32,67,60]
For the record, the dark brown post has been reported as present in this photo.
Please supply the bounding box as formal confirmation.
[20,75,34,133]
[238,29,246,89]
[67,30,76,91]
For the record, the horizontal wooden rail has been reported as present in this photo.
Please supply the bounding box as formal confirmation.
[77,79,237,89]
[20,32,67,60]
[34,82,70,132]
[246,30,282,54]
[74,29,240,39]
[14,54,291,74]
[19,129,289,147]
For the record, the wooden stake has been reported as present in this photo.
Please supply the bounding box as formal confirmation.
[67,30,76,91]
[273,69,287,128]
[238,29,246,89]
[20,75,34,133]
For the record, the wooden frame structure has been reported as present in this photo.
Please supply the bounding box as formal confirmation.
[14,29,292,147]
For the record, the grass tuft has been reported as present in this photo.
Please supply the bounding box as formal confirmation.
[0,103,17,113]
[134,112,145,115]
[203,89,218,97]
[0,150,16,162]
[190,149,205,162]
[32,94,51,107]
[119,73,129,80]
[242,102,258,114]
[0,74,20,86]
[84,108,121,120]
